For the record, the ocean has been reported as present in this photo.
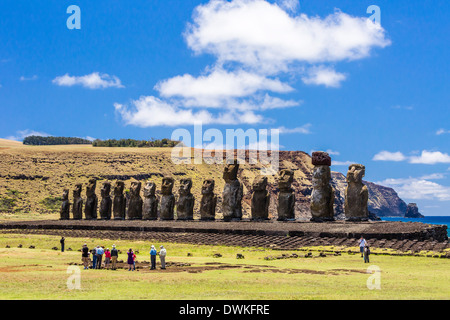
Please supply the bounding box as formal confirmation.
[381,216,450,237]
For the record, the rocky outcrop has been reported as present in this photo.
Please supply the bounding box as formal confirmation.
[405,203,424,218]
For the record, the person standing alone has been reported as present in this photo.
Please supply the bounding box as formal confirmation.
[60,237,65,252]
[159,245,167,270]
[358,236,367,258]
[150,245,157,270]
[81,244,89,270]
[110,245,118,270]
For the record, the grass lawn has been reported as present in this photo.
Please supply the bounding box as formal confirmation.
[0,233,449,300]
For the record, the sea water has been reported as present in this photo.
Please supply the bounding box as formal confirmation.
[381,216,450,237]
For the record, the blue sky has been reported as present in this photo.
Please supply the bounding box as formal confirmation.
[0,0,449,215]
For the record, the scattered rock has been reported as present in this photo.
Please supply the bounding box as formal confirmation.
[52,247,58,250]
[5,245,10,248]
[187,253,193,257]
[213,253,222,258]
[17,244,23,248]
[29,245,35,249]
[236,254,245,259]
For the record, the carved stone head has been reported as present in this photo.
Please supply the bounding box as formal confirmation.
[161,177,175,195]
[130,181,141,196]
[202,179,215,195]
[101,182,111,198]
[252,175,268,192]
[179,178,192,196]
[312,166,331,188]
[223,160,239,182]
[113,181,125,196]
[73,184,82,198]
[62,189,69,201]
[86,179,97,197]
[143,181,156,197]
[347,164,365,184]
[278,169,294,191]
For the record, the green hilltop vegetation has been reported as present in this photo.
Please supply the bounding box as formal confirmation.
[92,138,180,148]
[23,136,92,146]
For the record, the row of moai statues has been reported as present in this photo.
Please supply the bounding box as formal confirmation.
[310,151,369,222]
[60,160,296,221]
[61,154,368,222]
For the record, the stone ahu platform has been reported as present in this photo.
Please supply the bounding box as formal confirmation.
[0,220,447,242]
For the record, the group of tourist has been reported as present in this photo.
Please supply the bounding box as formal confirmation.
[79,241,167,271]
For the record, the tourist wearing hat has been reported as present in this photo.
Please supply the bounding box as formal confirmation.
[150,245,157,270]
[159,245,167,270]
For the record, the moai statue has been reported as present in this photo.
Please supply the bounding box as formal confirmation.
[160,177,175,220]
[176,178,195,220]
[200,179,217,221]
[345,164,369,221]
[60,189,70,220]
[72,184,83,220]
[277,169,295,221]
[310,152,335,222]
[222,160,243,221]
[143,181,158,220]
[127,181,143,220]
[84,178,98,220]
[251,176,270,221]
[113,180,126,220]
[99,182,112,220]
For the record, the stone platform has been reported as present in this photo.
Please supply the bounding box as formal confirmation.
[0,219,447,242]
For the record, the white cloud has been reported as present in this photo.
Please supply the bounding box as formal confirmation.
[20,75,38,81]
[53,72,124,89]
[373,151,407,162]
[115,96,264,127]
[156,68,293,104]
[377,177,450,202]
[392,105,413,110]
[5,129,51,141]
[276,124,312,134]
[332,161,355,166]
[186,0,390,73]
[436,129,450,135]
[302,66,347,87]
[409,151,450,165]
[276,0,300,13]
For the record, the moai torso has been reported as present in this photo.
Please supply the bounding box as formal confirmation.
[72,184,83,220]
[60,189,70,220]
[84,179,98,220]
[176,178,195,220]
[160,177,175,220]
[113,181,126,220]
[127,181,143,220]
[345,164,369,221]
[99,182,112,220]
[200,179,217,221]
[222,161,243,221]
[277,170,295,221]
[251,176,270,220]
[143,182,158,220]
[310,152,335,222]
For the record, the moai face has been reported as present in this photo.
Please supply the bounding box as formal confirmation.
[202,179,215,195]
[252,176,268,192]
[86,179,97,197]
[62,189,69,201]
[179,179,192,196]
[130,181,141,196]
[312,166,331,189]
[223,160,239,182]
[113,181,125,196]
[143,181,156,197]
[347,164,365,184]
[73,184,82,198]
[101,182,111,198]
[278,170,294,190]
[161,177,174,195]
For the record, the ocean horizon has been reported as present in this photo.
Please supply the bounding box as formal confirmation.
[381,216,450,237]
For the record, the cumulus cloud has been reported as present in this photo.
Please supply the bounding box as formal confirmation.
[53,72,124,89]
[185,0,390,73]
[332,160,355,166]
[302,66,347,87]
[373,151,407,162]
[116,0,390,127]
[5,129,51,141]
[409,151,450,165]
[436,128,450,135]
[115,96,264,127]
[377,177,450,202]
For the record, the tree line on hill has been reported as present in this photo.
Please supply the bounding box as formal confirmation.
[23,136,92,146]
[22,136,180,148]
[92,138,180,148]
